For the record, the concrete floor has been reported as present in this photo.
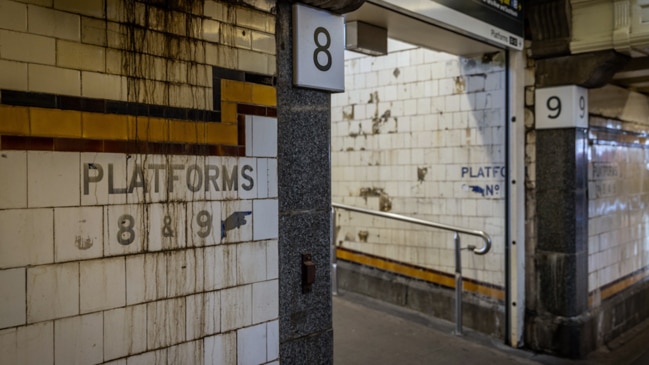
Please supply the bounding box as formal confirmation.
[333,291,649,365]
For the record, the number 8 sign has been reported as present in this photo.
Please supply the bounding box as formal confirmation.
[535,86,588,129]
[293,3,344,92]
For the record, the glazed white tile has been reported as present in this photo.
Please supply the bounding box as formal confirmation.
[126,349,167,365]
[11,321,54,364]
[204,244,237,291]
[237,241,267,285]
[203,156,227,201]
[246,115,277,157]
[54,206,103,262]
[125,253,167,305]
[0,151,27,209]
[252,279,278,324]
[167,248,203,297]
[168,340,202,365]
[221,285,252,332]
[27,262,78,322]
[266,240,279,280]
[81,153,129,206]
[146,298,186,349]
[27,151,80,207]
[0,268,26,329]
[237,323,267,365]
[267,320,279,361]
[104,204,146,256]
[252,199,278,241]
[238,157,258,200]
[148,203,187,251]
[79,257,125,313]
[203,332,236,365]
[221,199,253,244]
[186,291,221,340]
[103,304,147,361]
[54,312,103,365]
[188,201,222,247]
[256,158,269,199]
[0,208,53,269]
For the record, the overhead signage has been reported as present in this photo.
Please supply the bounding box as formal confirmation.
[377,0,524,50]
[292,3,345,92]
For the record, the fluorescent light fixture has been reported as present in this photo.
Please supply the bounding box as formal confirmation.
[345,21,387,56]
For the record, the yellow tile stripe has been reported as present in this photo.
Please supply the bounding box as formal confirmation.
[336,247,505,301]
[221,79,276,106]
[589,267,649,307]
[0,105,238,146]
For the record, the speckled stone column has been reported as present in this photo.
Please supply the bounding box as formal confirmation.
[532,127,590,357]
[276,1,334,363]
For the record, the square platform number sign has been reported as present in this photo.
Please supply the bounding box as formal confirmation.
[293,3,344,92]
[535,85,588,129]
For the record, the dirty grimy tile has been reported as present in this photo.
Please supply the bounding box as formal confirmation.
[27,262,79,323]
[54,312,103,365]
[187,290,221,340]
[252,279,279,324]
[148,203,186,252]
[203,332,236,365]
[237,240,267,285]
[79,257,126,313]
[103,304,147,361]
[147,298,185,349]
[4,322,54,364]
[220,285,252,332]
[0,208,53,269]
[54,206,103,262]
[0,151,27,209]
[126,253,167,305]
[237,323,267,365]
[204,244,237,291]
[27,151,80,208]
[0,268,26,329]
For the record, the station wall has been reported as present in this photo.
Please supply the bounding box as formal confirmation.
[331,40,507,302]
[587,85,649,307]
[0,0,280,364]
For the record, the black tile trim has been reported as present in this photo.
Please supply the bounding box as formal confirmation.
[1,90,221,123]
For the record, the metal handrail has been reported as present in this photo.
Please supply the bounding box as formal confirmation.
[331,202,492,336]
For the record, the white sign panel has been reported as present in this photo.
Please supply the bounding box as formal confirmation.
[379,0,524,50]
[292,3,344,92]
[535,86,589,129]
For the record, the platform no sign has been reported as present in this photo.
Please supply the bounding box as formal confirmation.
[293,3,344,92]
[535,85,589,129]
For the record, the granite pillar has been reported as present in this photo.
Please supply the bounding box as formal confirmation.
[276,1,334,363]
[531,127,590,357]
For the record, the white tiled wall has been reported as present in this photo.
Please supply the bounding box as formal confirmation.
[0,149,279,363]
[331,40,507,286]
[0,0,276,103]
[588,115,649,297]
[0,1,280,363]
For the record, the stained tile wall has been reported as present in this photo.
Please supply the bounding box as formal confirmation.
[0,0,276,108]
[331,40,507,290]
[0,0,280,364]
[587,115,649,305]
[0,127,280,364]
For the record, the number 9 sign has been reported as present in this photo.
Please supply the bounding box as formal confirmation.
[293,3,344,92]
[535,86,588,129]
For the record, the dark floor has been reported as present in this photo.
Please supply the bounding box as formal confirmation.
[333,291,649,365]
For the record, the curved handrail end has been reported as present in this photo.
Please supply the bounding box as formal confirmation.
[472,232,492,255]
